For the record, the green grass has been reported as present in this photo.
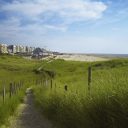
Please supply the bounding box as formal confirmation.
[1,54,128,128]
[0,54,48,127]
[33,59,128,128]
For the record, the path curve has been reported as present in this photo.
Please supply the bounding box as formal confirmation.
[10,88,53,128]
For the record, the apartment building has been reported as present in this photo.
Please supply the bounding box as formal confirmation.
[7,45,17,53]
[0,44,8,53]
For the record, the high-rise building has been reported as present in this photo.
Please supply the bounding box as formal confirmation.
[7,45,16,53]
[16,45,20,53]
[0,43,8,53]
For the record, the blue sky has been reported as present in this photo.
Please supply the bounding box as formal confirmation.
[0,0,128,53]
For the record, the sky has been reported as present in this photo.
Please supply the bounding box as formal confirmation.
[0,0,128,53]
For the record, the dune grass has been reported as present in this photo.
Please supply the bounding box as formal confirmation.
[34,59,128,128]
[0,54,46,127]
[1,54,128,128]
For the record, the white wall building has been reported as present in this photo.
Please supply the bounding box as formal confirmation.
[0,44,8,53]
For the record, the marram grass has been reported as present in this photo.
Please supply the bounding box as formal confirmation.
[34,59,128,128]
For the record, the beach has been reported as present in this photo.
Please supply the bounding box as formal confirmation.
[55,54,108,62]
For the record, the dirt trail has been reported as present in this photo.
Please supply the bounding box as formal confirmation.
[9,89,53,128]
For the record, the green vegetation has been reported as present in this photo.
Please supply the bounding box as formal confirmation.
[1,54,128,128]
[34,59,128,128]
[0,54,45,127]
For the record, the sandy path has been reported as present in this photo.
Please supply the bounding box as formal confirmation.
[9,89,53,128]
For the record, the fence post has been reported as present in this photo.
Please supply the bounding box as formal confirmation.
[9,83,13,98]
[88,66,92,92]
[54,83,56,92]
[64,85,68,91]
[51,79,53,89]
[3,85,6,103]
[43,80,45,86]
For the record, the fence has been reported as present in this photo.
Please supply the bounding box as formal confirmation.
[34,66,92,94]
[0,81,24,104]
[36,65,91,90]
[0,66,92,101]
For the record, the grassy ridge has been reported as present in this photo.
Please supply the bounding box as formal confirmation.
[34,59,128,128]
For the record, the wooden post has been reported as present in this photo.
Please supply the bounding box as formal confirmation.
[64,85,68,91]
[13,82,16,95]
[54,83,56,92]
[9,83,13,98]
[88,66,92,92]
[3,85,6,103]
[51,79,53,89]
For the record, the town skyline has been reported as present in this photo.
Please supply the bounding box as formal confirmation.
[0,0,128,54]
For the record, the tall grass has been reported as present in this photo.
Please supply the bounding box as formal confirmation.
[0,54,47,127]
[34,59,128,128]
[0,89,26,126]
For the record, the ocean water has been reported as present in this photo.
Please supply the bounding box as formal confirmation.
[90,54,128,58]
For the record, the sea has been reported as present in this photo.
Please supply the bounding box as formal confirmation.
[64,53,128,58]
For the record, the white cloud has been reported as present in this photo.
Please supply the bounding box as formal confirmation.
[0,0,107,45]
[1,0,107,24]
[0,18,21,37]
[44,25,67,32]
[0,18,40,40]
[60,0,107,20]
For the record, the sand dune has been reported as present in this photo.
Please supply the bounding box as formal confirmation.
[55,54,108,62]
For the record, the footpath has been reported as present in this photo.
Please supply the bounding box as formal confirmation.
[9,88,53,128]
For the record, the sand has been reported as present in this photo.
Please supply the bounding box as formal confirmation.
[55,54,108,62]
